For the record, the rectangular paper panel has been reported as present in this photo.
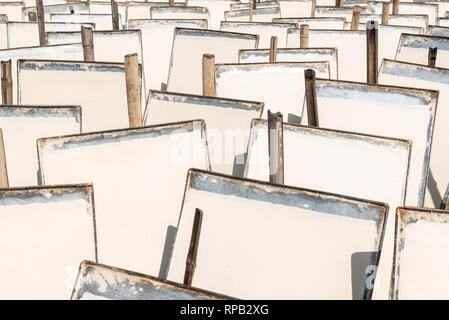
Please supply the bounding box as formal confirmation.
[89,0,126,18]
[215,61,330,122]
[231,1,278,10]
[288,29,365,82]
[126,2,186,21]
[439,17,449,26]
[287,25,422,82]
[427,25,449,37]
[49,13,121,30]
[378,59,449,209]
[127,20,207,102]
[144,90,263,175]
[45,30,147,106]
[71,261,231,300]
[150,6,210,26]
[392,207,449,300]
[220,21,297,48]
[38,121,210,277]
[273,17,346,29]
[245,119,410,208]
[314,6,374,21]
[238,48,338,79]
[18,60,132,132]
[7,21,95,48]
[188,0,238,30]
[167,28,258,95]
[420,0,449,17]
[0,105,81,186]
[224,7,281,22]
[391,3,438,24]
[45,30,144,64]
[246,118,411,300]
[168,169,388,299]
[278,0,314,18]
[396,34,449,69]
[0,185,96,299]
[0,2,24,21]
[0,44,84,104]
[301,79,437,208]
[23,2,90,21]
[359,14,428,29]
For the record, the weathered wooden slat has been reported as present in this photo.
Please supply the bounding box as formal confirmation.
[269,36,277,62]
[36,0,46,46]
[300,24,309,48]
[81,26,94,62]
[366,20,378,84]
[125,53,142,127]
[304,69,319,127]
[1,60,12,105]
[202,54,215,97]
[184,208,203,287]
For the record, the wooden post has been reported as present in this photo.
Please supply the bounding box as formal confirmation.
[269,36,277,62]
[28,12,37,21]
[304,69,319,127]
[366,20,378,84]
[428,47,437,68]
[81,26,94,62]
[111,0,120,30]
[382,2,389,25]
[1,60,12,105]
[0,130,9,188]
[336,0,344,8]
[202,54,215,97]
[311,0,316,17]
[249,0,254,22]
[183,208,203,287]
[392,0,399,15]
[36,0,46,46]
[300,24,309,48]
[169,0,174,6]
[125,53,143,128]
[268,110,284,185]
[351,6,361,30]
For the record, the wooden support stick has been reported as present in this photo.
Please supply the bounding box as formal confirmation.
[249,0,254,22]
[111,0,120,30]
[311,0,316,17]
[183,208,203,287]
[169,0,174,6]
[304,69,319,127]
[28,12,37,21]
[202,54,215,97]
[36,0,46,46]
[81,26,94,62]
[428,47,437,68]
[0,130,9,188]
[125,53,142,127]
[1,60,12,105]
[269,36,277,62]
[336,0,344,8]
[392,0,399,15]
[351,6,361,30]
[268,110,284,185]
[366,20,378,84]
[300,24,309,48]
[382,2,389,25]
